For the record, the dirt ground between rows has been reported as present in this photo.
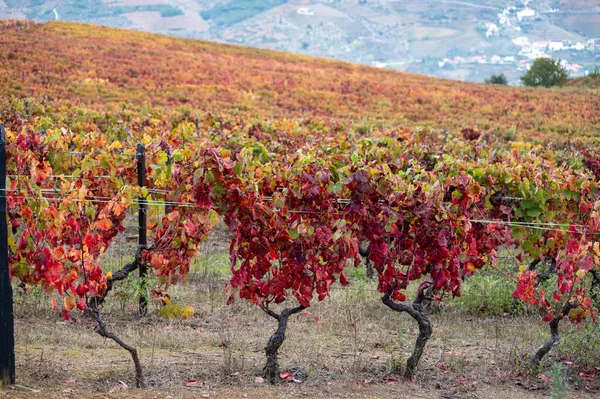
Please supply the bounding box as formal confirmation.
[2,382,584,399]
[3,279,600,399]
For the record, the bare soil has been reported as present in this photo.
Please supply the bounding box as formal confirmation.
[3,280,600,399]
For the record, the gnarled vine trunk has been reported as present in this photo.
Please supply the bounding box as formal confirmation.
[91,252,141,310]
[382,292,432,380]
[263,305,305,384]
[88,308,146,388]
[530,317,560,367]
[528,257,557,283]
[530,302,574,368]
[86,256,146,387]
[590,270,600,309]
[359,245,374,279]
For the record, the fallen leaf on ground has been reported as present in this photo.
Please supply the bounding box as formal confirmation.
[383,376,398,384]
[280,370,293,380]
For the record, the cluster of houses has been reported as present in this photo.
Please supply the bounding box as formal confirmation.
[477,6,595,75]
[438,51,587,75]
[441,4,596,74]
[438,55,515,68]
[497,6,539,28]
[512,36,595,59]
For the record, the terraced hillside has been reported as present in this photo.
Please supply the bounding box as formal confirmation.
[0,20,599,140]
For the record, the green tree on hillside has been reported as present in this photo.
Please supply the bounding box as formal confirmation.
[520,58,569,88]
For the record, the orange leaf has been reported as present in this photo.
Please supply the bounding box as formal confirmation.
[68,249,81,262]
[51,298,57,310]
[64,295,76,311]
[112,202,125,217]
[167,211,180,222]
[64,270,78,284]
[96,218,113,231]
[53,247,66,260]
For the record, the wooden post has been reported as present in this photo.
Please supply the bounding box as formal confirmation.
[137,144,148,316]
[165,147,172,215]
[0,124,16,385]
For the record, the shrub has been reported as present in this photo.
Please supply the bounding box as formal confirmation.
[520,58,568,88]
[485,74,508,85]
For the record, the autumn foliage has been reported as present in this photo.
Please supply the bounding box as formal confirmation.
[1,20,600,384]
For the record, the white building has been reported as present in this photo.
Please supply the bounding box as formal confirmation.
[572,42,585,51]
[532,41,549,50]
[297,8,314,16]
[520,43,532,54]
[517,8,535,22]
[485,22,500,37]
[512,36,529,47]
[549,41,564,51]
[497,13,509,25]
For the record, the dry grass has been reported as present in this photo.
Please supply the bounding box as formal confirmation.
[8,274,600,398]
[5,229,600,398]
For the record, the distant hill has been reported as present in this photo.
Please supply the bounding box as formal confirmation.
[0,20,598,141]
[1,0,599,83]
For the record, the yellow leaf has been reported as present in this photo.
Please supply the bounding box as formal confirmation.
[209,209,220,225]
[8,235,15,250]
[382,163,392,176]
[519,265,528,273]
[576,269,587,279]
[594,242,600,257]
[466,262,476,274]
[79,186,87,202]
[181,306,195,319]
[106,271,113,279]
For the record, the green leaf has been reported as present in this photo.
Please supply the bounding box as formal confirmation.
[526,208,542,218]
[522,200,536,209]
[233,162,242,176]
[205,170,215,183]
[332,229,343,242]
[328,180,343,194]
